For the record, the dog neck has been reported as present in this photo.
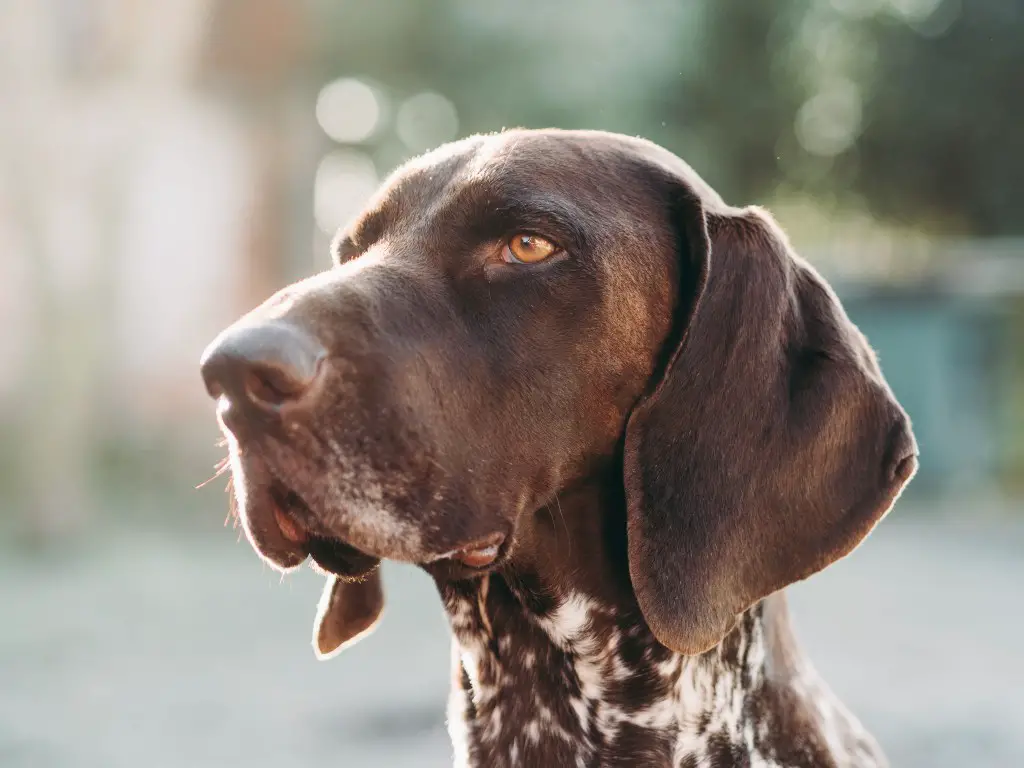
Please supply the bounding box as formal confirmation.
[435,483,886,767]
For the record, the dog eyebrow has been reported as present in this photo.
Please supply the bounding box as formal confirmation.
[480,193,590,251]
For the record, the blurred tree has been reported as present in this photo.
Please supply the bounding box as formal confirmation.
[309,0,701,170]
[2,0,235,538]
[661,0,807,205]
[1,0,315,539]
[849,0,1024,236]
[202,0,315,287]
[1,0,163,538]
[307,0,1023,240]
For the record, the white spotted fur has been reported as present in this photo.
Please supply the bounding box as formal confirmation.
[446,588,887,768]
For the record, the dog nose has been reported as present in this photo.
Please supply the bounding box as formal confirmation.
[200,322,326,409]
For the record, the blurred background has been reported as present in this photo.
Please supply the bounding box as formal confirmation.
[1,0,1021,766]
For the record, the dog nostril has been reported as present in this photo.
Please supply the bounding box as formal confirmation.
[200,321,326,410]
[243,361,321,407]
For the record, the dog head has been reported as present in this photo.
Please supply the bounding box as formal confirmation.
[200,129,916,657]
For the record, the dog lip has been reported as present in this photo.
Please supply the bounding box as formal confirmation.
[430,532,508,568]
[305,535,381,579]
[230,464,312,570]
[454,545,501,568]
[274,506,309,544]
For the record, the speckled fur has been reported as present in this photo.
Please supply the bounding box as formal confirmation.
[441,578,886,768]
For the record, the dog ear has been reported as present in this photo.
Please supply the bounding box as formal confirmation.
[623,180,917,656]
[313,570,385,660]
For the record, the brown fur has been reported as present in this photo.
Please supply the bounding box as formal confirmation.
[200,129,917,767]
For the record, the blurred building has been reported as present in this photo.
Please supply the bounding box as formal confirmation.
[829,242,1024,494]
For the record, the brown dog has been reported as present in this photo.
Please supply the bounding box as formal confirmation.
[201,129,916,767]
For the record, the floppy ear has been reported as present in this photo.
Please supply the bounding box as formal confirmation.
[312,570,385,660]
[623,192,918,656]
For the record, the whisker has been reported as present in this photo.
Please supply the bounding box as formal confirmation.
[226,475,239,527]
[551,493,571,557]
[195,456,231,490]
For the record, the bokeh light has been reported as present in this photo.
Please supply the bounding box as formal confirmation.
[795,78,863,157]
[829,0,884,18]
[888,0,944,23]
[395,91,459,153]
[316,78,383,144]
[314,149,379,235]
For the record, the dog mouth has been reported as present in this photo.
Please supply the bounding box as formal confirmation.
[266,479,381,578]
[232,456,508,576]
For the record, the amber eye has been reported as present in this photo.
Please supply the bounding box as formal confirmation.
[502,233,559,264]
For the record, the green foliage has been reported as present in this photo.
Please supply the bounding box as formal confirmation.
[852,0,1024,235]
[308,0,1023,237]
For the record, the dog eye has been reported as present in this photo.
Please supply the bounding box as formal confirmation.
[502,234,559,264]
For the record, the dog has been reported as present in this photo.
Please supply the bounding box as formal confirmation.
[200,128,917,767]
